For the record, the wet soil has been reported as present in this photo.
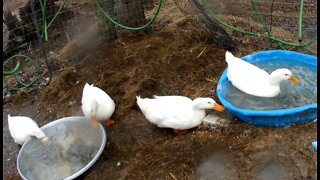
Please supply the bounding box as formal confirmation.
[3,0,317,179]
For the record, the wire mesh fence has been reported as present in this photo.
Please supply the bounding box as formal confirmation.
[175,0,317,53]
[2,0,317,91]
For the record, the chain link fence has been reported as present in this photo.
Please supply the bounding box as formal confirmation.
[3,0,317,91]
[175,0,317,53]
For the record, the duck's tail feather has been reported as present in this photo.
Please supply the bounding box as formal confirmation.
[136,95,151,114]
[225,51,235,64]
[153,95,160,99]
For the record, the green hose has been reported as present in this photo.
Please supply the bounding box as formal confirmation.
[47,0,68,29]
[298,0,304,42]
[39,0,48,41]
[93,0,163,31]
[251,0,285,49]
[3,62,21,76]
[40,0,68,42]
[3,54,40,90]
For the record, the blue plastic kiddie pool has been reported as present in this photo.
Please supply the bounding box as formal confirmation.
[217,50,317,126]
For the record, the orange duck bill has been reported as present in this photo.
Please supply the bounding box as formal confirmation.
[91,116,98,128]
[213,103,225,112]
[290,75,300,83]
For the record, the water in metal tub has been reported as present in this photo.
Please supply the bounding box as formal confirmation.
[19,121,102,180]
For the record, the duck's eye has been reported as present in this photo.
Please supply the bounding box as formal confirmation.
[208,102,211,104]
[284,74,288,76]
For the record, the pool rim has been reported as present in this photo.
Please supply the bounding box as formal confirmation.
[17,116,107,180]
[217,49,317,117]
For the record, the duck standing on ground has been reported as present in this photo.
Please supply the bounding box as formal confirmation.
[8,115,48,145]
[81,83,116,128]
[136,95,225,134]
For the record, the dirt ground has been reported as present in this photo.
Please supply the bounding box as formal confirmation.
[3,0,317,179]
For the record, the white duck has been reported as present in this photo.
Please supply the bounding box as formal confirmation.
[81,83,115,128]
[7,115,48,145]
[136,95,225,134]
[225,51,300,98]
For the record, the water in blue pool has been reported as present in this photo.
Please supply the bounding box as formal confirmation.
[220,59,317,110]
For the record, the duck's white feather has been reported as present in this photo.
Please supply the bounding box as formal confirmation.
[136,96,206,130]
[8,115,47,145]
[81,83,115,122]
[225,51,296,97]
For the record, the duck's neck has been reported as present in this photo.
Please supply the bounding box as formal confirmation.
[90,99,98,116]
[269,73,283,86]
[192,99,206,110]
[191,101,207,121]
